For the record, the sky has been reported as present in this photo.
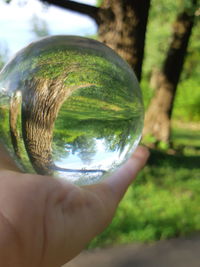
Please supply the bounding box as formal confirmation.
[0,0,97,59]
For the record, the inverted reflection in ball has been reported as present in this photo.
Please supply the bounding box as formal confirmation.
[0,35,143,185]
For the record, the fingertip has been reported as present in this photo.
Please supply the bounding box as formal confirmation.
[102,146,149,203]
[129,145,150,169]
[131,145,150,161]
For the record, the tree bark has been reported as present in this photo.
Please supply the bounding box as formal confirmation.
[21,77,93,175]
[143,7,196,143]
[98,0,150,80]
[9,91,22,159]
[21,77,68,175]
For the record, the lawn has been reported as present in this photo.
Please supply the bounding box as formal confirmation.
[88,125,200,248]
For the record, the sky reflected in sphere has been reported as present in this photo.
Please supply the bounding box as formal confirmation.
[0,35,143,185]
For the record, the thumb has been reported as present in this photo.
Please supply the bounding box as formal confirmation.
[103,146,150,203]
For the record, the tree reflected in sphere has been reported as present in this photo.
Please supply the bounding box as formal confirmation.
[0,35,143,185]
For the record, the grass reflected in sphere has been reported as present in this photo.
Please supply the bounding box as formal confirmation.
[0,35,143,185]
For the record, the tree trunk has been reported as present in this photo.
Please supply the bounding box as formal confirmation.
[21,77,93,175]
[21,77,72,175]
[98,0,150,80]
[9,91,22,159]
[143,8,196,143]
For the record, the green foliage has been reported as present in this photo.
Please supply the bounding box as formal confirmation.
[0,106,10,146]
[88,128,200,248]
[172,77,200,121]
[182,16,200,79]
[143,0,179,74]
[30,15,49,38]
[144,0,200,75]
[0,42,9,70]
[96,0,103,7]
[0,105,36,173]
[140,79,154,109]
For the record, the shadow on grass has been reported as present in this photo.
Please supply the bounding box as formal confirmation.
[148,149,200,170]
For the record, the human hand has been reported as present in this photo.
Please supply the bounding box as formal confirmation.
[0,145,149,267]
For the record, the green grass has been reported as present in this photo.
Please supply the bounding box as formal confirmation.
[57,95,140,121]
[172,127,200,149]
[88,126,200,248]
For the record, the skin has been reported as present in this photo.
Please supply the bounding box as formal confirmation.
[0,145,149,267]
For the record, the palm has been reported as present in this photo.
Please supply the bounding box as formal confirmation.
[0,146,149,267]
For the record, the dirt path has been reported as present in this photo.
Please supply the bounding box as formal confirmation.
[63,234,200,267]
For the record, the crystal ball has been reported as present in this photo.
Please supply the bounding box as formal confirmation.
[0,35,143,185]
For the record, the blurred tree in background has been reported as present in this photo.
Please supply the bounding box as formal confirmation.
[143,0,198,144]
[142,0,200,127]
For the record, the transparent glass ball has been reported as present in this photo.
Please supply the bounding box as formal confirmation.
[0,35,143,185]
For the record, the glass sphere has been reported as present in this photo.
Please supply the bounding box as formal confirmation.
[0,35,143,185]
